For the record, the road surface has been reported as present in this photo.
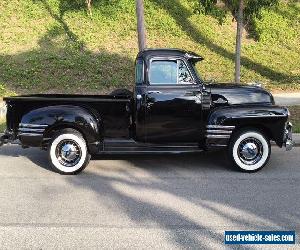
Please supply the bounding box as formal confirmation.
[0,145,299,249]
[273,92,300,106]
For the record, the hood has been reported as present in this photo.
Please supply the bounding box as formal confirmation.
[207,83,274,106]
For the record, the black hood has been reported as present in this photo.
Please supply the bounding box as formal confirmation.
[207,83,274,106]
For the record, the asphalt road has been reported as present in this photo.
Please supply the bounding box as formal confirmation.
[0,145,299,249]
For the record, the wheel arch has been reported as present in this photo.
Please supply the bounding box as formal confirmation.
[19,105,103,153]
[231,124,272,141]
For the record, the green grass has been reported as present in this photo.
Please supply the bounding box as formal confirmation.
[289,106,300,133]
[0,0,299,95]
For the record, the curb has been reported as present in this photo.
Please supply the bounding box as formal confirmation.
[0,102,6,119]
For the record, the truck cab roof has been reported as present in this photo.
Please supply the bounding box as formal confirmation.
[137,48,203,63]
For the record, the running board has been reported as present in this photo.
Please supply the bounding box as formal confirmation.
[96,139,202,154]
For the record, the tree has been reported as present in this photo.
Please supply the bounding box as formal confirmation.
[135,0,147,51]
[234,0,244,83]
[86,0,92,16]
[197,0,278,83]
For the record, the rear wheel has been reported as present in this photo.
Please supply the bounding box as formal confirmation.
[228,129,271,172]
[48,129,91,174]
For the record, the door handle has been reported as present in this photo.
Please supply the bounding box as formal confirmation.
[148,91,161,94]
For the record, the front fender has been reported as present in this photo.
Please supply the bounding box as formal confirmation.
[19,105,102,152]
[207,105,289,147]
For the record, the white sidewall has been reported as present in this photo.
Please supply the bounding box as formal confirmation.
[232,131,269,171]
[50,133,87,173]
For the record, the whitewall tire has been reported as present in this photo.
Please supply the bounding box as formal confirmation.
[228,129,271,172]
[48,129,91,174]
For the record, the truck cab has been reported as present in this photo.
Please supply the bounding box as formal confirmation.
[134,49,206,143]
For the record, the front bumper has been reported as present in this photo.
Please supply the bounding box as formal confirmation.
[284,122,293,151]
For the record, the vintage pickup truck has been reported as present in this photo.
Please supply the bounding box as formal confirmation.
[0,49,293,174]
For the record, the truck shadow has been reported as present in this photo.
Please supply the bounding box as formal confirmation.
[0,145,231,173]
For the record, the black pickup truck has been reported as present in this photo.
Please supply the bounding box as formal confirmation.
[0,49,293,174]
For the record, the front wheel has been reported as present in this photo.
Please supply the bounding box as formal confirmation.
[228,129,271,172]
[48,129,91,175]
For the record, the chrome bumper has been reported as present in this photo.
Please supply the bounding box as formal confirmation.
[284,122,293,151]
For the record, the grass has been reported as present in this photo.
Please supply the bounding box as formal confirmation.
[0,118,6,132]
[289,106,300,133]
[0,0,299,95]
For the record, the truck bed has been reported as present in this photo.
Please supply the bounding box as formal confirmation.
[4,94,133,139]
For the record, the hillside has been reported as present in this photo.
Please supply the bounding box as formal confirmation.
[0,0,299,96]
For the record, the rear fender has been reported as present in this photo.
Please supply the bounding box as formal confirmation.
[19,105,102,153]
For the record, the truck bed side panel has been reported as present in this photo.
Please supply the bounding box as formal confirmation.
[4,95,132,140]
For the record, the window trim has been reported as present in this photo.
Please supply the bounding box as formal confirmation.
[135,58,145,85]
[148,57,196,86]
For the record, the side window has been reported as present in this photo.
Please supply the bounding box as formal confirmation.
[149,59,194,85]
[135,59,144,85]
[149,60,177,84]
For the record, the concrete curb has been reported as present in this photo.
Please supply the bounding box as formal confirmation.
[0,102,6,119]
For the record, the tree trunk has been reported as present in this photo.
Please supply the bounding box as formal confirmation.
[86,0,92,16]
[235,0,244,83]
[135,0,147,51]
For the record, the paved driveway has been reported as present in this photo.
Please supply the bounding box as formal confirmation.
[0,145,299,249]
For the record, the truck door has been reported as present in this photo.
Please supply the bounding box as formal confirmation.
[145,59,202,143]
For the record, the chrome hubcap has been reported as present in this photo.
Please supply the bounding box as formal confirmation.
[56,140,82,167]
[238,138,263,165]
[241,142,258,160]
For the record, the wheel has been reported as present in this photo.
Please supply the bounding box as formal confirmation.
[228,129,271,172]
[48,129,91,174]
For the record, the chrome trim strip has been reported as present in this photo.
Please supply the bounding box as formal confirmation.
[206,130,232,134]
[19,128,45,133]
[19,123,48,128]
[18,133,43,137]
[207,144,227,147]
[231,114,287,118]
[206,135,231,139]
[206,125,235,129]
